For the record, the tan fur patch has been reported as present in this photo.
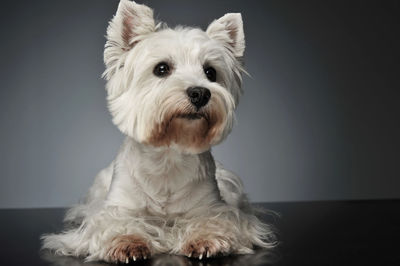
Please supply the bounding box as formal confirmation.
[146,98,226,152]
[181,237,231,259]
[106,234,151,263]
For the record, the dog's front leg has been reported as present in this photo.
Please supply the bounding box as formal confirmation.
[42,205,164,263]
[98,157,167,262]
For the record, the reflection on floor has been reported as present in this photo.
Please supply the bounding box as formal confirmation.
[40,248,279,266]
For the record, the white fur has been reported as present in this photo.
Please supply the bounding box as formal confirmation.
[42,0,276,262]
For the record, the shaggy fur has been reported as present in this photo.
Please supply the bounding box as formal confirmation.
[41,0,277,263]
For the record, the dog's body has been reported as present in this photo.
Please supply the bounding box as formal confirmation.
[42,0,276,263]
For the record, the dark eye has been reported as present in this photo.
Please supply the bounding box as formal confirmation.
[153,62,171,77]
[204,66,217,82]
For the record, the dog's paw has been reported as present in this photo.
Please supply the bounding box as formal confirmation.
[181,237,231,259]
[106,234,151,263]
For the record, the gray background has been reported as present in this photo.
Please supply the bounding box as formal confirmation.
[1,0,399,208]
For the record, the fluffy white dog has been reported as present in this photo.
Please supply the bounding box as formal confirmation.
[42,0,276,263]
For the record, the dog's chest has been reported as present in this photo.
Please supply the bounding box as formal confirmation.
[142,171,198,214]
[145,181,217,215]
[107,142,218,214]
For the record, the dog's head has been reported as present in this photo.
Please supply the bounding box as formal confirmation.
[104,0,245,154]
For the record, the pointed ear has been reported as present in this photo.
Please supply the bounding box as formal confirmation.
[107,0,155,50]
[104,0,155,78]
[206,13,245,58]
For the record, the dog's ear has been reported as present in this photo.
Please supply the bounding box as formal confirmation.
[206,13,245,58]
[107,0,155,50]
[104,0,155,78]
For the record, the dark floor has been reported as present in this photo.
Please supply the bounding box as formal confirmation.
[0,200,399,266]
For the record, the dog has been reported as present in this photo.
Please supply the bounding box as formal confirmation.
[41,0,276,263]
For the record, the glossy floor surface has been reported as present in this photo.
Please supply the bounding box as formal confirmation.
[1,200,399,266]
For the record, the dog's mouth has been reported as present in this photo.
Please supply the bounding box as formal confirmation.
[176,112,207,121]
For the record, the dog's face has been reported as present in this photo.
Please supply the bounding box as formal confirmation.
[104,0,245,154]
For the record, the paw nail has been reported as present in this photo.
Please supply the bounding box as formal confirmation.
[133,256,136,261]
[199,253,203,260]
[188,252,192,258]
[207,251,210,258]
[125,258,129,264]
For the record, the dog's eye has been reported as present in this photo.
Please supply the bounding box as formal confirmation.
[153,62,171,77]
[204,66,217,82]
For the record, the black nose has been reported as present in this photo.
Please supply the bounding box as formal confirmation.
[186,87,211,109]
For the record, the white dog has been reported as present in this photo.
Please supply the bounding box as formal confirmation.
[42,0,276,263]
